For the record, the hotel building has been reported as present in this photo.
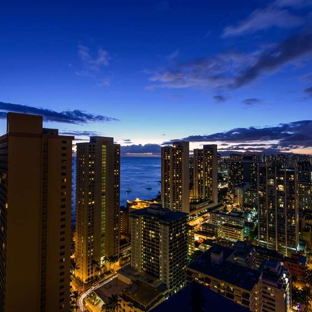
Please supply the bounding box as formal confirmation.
[0,113,73,312]
[75,137,120,284]
[193,144,218,204]
[257,165,299,256]
[130,205,188,294]
[161,141,190,213]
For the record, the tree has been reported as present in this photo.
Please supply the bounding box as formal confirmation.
[305,269,312,285]
[292,285,312,311]
[101,294,121,312]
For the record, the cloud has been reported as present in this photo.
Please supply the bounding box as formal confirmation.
[232,31,312,88]
[299,72,312,82]
[78,45,110,70]
[304,86,312,96]
[0,101,119,124]
[146,52,257,90]
[163,120,312,150]
[274,0,312,7]
[222,7,303,37]
[123,139,132,143]
[166,49,179,61]
[95,78,111,87]
[242,98,261,105]
[60,130,103,137]
[214,95,230,103]
[121,144,161,155]
[75,45,111,80]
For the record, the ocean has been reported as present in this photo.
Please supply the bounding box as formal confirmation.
[72,157,161,212]
[120,156,161,206]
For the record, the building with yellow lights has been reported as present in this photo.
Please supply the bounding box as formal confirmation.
[161,141,190,213]
[75,137,120,284]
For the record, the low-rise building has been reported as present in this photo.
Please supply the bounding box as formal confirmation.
[186,245,261,311]
[220,223,244,242]
[283,253,307,282]
[186,244,292,312]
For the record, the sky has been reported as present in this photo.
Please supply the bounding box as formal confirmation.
[1,0,312,155]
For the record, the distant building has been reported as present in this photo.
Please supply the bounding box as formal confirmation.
[193,144,218,204]
[130,205,188,294]
[0,113,73,312]
[161,141,190,213]
[257,165,299,256]
[227,154,260,193]
[75,137,120,284]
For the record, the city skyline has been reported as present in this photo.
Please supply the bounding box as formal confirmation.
[1,0,312,155]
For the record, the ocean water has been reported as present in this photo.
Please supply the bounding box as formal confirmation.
[120,157,161,206]
[72,157,161,210]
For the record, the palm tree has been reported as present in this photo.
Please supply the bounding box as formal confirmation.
[292,285,312,311]
[101,294,121,312]
[70,260,79,274]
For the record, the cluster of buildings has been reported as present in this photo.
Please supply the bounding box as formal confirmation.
[1,112,312,312]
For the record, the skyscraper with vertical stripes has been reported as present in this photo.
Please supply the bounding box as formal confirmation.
[161,141,190,213]
[0,113,73,312]
[75,137,120,284]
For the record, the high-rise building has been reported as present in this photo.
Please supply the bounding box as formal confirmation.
[0,113,73,312]
[161,141,190,213]
[75,137,120,284]
[257,165,299,256]
[193,144,218,204]
[298,161,312,213]
[130,205,188,294]
[228,154,261,192]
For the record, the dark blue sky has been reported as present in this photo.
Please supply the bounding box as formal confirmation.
[1,0,312,154]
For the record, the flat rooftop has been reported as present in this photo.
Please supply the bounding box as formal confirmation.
[95,278,128,304]
[130,206,187,222]
[118,265,163,289]
[187,244,261,291]
[151,282,250,312]
[122,280,163,308]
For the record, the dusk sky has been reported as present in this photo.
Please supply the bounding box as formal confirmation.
[1,0,312,155]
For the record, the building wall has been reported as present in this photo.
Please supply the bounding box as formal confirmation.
[161,142,189,213]
[1,113,72,312]
[75,137,120,284]
[193,145,218,204]
[258,165,299,256]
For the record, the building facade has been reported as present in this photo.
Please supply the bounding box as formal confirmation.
[257,165,299,256]
[0,113,73,312]
[161,141,190,213]
[193,144,218,204]
[130,205,188,294]
[75,137,120,284]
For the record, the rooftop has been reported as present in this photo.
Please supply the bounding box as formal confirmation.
[129,206,187,222]
[118,265,163,289]
[151,282,251,312]
[187,244,261,291]
[121,279,164,309]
